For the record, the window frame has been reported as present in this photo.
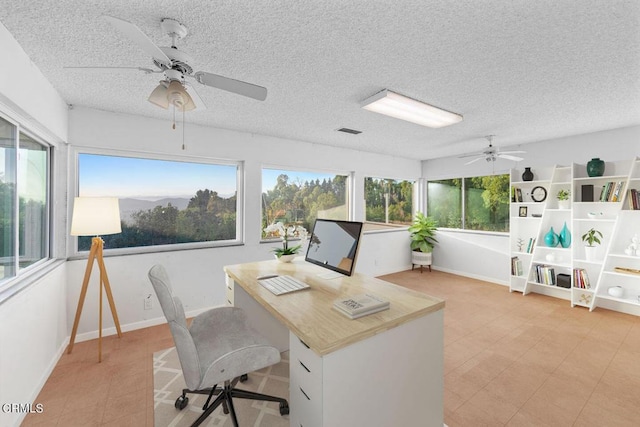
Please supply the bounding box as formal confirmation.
[0,111,53,292]
[71,147,244,257]
[260,164,354,242]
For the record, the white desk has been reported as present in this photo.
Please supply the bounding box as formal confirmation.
[224,258,445,427]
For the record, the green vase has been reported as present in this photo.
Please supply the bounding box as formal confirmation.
[587,158,605,177]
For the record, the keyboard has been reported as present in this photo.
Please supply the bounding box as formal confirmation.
[258,275,310,295]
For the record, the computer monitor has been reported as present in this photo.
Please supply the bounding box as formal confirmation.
[305,219,363,277]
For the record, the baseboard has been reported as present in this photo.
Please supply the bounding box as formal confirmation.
[71,305,222,342]
[430,265,509,287]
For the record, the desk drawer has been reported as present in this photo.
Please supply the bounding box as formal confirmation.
[225,275,234,306]
[289,333,322,378]
[290,377,322,427]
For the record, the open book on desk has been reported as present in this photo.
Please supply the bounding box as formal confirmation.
[333,293,390,319]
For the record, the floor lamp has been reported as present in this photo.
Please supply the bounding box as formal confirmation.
[68,197,123,362]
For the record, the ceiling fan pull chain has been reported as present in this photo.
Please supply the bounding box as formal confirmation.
[172,105,176,130]
[182,109,186,150]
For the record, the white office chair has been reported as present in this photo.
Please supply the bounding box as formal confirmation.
[148,264,289,427]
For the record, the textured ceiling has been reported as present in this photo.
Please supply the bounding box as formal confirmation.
[1,0,639,160]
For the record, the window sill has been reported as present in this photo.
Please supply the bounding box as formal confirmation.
[68,240,245,260]
[436,228,509,238]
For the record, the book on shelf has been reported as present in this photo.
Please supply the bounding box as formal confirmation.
[598,181,625,202]
[533,264,556,285]
[525,237,536,254]
[573,268,590,289]
[628,188,639,210]
[511,257,523,276]
[333,293,390,319]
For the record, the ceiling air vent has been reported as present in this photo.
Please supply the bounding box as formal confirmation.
[336,127,362,135]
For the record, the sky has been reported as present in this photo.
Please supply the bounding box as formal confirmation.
[79,154,237,199]
[79,155,343,199]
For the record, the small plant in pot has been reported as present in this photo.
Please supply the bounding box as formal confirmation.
[408,212,438,272]
[557,189,570,209]
[581,228,602,261]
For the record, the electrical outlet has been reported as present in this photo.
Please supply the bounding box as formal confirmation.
[144,296,153,310]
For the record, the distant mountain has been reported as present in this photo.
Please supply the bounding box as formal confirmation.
[119,197,190,224]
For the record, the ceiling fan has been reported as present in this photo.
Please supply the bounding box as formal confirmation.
[67,15,267,112]
[458,135,526,165]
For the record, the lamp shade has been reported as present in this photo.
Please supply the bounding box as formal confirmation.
[71,197,122,236]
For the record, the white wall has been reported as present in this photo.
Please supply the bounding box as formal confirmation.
[0,20,70,427]
[66,107,421,338]
[422,126,640,284]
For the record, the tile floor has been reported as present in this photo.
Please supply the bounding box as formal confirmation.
[22,270,640,426]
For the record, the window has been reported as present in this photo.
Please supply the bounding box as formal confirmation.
[1,115,50,285]
[464,175,510,232]
[427,174,509,232]
[77,153,240,251]
[365,177,413,226]
[261,168,348,236]
[427,179,462,228]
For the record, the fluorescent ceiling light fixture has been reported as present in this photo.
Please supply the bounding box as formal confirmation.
[361,89,463,128]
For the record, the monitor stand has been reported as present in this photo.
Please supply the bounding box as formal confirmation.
[317,270,345,280]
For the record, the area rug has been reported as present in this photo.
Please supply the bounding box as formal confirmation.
[153,347,290,427]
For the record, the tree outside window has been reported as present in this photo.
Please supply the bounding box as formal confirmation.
[365,177,413,226]
[77,153,239,251]
[427,174,509,232]
[261,168,348,237]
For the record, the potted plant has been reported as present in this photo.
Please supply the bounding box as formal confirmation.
[557,189,571,209]
[408,212,438,272]
[581,228,603,261]
[263,222,308,262]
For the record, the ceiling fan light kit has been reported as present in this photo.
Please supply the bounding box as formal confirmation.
[361,89,463,128]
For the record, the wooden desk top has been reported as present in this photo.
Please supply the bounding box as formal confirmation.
[224,258,445,356]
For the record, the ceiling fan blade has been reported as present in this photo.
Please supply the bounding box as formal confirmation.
[64,66,159,74]
[193,71,267,101]
[183,83,207,110]
[103,15,171,67]
[498,154,524,162]
[499,150,526,155]
[458,152,483,159]
[464,157,484,165]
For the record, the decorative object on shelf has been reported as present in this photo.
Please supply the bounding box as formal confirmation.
[581,184,594,202]
[587,158,605,177]
[578,293,592,305]
[516,237,525,252]
[544,227,560,247]
[614,267,640,276]
[557,189,570,209]
[532,213,542,217]
[587,212,603,219]
[545,252,556,262]
[559,222,572,248]
[531,186,547,202]
[519,206,528,217]
[522,167,534,181]
[607,286,624,298]
[409,212,438,273]
[581,227,603,261]
[263,221,308,262]
[624,234,639,256]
